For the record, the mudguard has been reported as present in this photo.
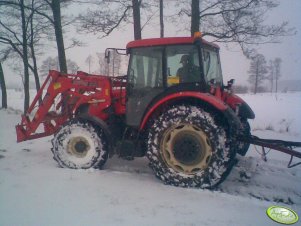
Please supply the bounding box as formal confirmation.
[139,91,241,134]
[238,102,255,119]
[224,94,255,119]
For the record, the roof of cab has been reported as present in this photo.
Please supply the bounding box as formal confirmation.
[126,37,219,49]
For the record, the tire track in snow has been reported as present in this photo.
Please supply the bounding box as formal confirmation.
[218,156,301,205]
[100,155,301,205]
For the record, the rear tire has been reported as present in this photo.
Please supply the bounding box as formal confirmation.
[51,119,109,169]
[146,105,235,188]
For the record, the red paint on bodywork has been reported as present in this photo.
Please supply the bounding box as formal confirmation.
[222,92,245,110]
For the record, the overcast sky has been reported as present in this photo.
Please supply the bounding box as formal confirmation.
[2,0,301,87]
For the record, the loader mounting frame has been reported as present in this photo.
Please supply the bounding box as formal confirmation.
[16,70,113,142]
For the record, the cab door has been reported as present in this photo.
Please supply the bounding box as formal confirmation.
[126,47,164,127]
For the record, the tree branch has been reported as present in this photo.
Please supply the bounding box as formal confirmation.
[0,20,23,45]
[200,0,256,19]
[0,0,54,24]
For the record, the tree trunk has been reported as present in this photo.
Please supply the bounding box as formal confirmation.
[52,0,67,73]
[159,0,164,38]
[29,7,41,101]
[132,0,142,40]
[30,45,41,92]
[254,61,259,94]
[20,0,30,112]
[270,72,274,93]
[191,0,200,36]
[0,62,7,109]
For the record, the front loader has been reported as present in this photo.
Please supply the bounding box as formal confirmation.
[16,33,301,188]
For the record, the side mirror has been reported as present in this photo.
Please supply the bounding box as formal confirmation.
[227,79,235,87]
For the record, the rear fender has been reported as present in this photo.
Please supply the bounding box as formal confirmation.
[139,91,241,133]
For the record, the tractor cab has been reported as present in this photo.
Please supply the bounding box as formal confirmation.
[124,35,224,128]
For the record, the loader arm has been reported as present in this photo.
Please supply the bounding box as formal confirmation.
[16,70,112,142]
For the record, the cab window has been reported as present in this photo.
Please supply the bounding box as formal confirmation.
[202,48,223,85]
[166,45,201,86]
[128,47,163,89]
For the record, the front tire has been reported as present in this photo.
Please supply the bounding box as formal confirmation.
[146,105,235,188]
[51,119,109,169]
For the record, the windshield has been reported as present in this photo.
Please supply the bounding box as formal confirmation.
[202,48,223,85]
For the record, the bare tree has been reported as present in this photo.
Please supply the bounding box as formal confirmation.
[85,54,94,73]
[28,0,49,98]
[96,52,124,77]
[77,0,155,40]
[39,56,59,77]
[267,57,282,94]
[190,0,200,36]
[0,0,82,111]
[0,0,52,110]
[77,1,132,38]
[159,0,163,38]
[12,61,26,85]
[274,57,282,94]
[67,59,80,74]
[97,52,109,75]
[248,53,268,94]
[132,0,141,40]
[40,56,79,76]
[112,50,122,77]
[0,62,7,108]
[50,0,67,72]
[20,0,30,111]
[175,0,294,52]
[233,84,249,94]
[0,0,80,73]
[267,60,275,93]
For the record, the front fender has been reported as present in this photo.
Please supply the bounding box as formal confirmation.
[225,94,255,119]
[77,114,113,150]
[238,102,255,119]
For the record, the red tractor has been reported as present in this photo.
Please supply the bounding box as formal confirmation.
[16,33,256,188]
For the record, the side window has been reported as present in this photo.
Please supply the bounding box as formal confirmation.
[166,45,201,86]
[129,47,163,89]
[202,49,223,84]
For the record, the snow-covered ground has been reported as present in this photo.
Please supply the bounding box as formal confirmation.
[0,90,300,226]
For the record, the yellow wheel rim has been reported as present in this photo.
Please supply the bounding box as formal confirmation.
[67,136,90,158]
[160,124,212,174]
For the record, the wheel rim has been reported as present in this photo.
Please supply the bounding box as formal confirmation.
[160,124,213,174]
[67,136,90,158]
